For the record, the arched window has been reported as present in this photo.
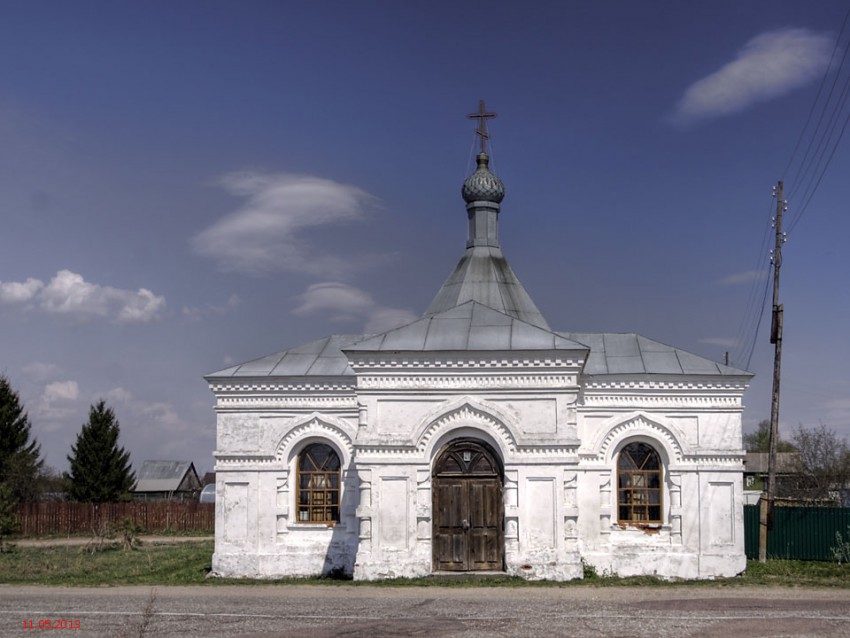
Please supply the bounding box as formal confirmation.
[297,443,341,525]
[617,442,662,525]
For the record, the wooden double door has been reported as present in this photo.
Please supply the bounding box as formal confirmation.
[432,439,504,571]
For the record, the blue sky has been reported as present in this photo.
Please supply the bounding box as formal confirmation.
[1,1,849,476]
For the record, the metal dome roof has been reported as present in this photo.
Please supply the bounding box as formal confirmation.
[462,152,504,204]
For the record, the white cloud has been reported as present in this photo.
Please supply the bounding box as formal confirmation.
[219,294,241,312]
[0,277,43,303]
[674,28,833,123]
[100,388,186,432]
[113,288,165,322]
[42,380,79,402]
[717,270,768,286]
[0,270,165,322]
[35,380,80,425]
[22,361,62,382]
[294,282,373,321]
[141,401,184,428]
[293,282,417,333]
[105,387,134,404]
[182,293,242,322]
[192,171,380,276]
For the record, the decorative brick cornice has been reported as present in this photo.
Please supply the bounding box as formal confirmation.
[354,444,577,461]
[214,453,276,465]
[215,395,358,409]
[582,394,743,408]
[349,356,585,370]
[683,454,744,465]
[209,381,355,393]
[584,379,749,392]
[357,374,577,391]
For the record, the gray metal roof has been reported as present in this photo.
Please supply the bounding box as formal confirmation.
[206,334,366,378]
[206,327,747,380]
[558,332,751,376]
[134,460,198,493]
[347,302,587,352]
[424,246,550,330]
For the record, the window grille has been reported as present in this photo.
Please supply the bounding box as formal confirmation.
[617,442,662,525]
[297,443,341,525]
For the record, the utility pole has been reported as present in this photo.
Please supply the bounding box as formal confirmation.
[759,180,786,562]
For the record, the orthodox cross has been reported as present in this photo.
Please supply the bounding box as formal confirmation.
[467,100,497,154]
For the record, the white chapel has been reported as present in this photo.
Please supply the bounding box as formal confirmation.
[205,109,752,581]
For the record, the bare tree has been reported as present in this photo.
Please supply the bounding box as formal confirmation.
[788,423,850,503]
[744,419,797,453]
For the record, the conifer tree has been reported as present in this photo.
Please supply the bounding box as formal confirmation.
[66,400,135,502]
[0,375,43,502]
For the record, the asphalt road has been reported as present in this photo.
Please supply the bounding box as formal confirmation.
[3,584,849,638]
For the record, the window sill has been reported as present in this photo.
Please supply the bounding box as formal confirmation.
[611,523,671,538]
[618,522,665,533]
[289,523,336,530]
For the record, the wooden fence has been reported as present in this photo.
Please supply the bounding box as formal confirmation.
[14,501,215,536]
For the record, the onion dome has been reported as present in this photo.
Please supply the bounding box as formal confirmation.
[462,152,505,204]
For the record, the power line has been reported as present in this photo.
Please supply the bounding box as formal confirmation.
[738,6,850,371]
[730,192,775,369]
[789,85,850,232]
[781,5,850,181]
[783,5,850,227]
[744,257,772,372]
[785,7,850,195]
[788,59,850,206]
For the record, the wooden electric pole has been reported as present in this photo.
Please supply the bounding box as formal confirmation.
[759,180,786,562]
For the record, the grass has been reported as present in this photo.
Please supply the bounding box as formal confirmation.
[741,558,850,588]
[0,541,215,586]
[1,540,848,587]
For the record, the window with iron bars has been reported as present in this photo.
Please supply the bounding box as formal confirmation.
[617,442,662,525]
[297,443,341,525]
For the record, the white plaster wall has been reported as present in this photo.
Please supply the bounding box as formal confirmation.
[697,411,743,452]
[212,471,257,577]
[576,399,747,580]
[353,463,432,580]
[506,464,582,580]
[217,412,261,452]
[210,370,748,582]
[363,388,579,449]
[212,407,361,579]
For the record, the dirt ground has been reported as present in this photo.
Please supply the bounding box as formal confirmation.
[13,534,212,548]
[2,584,849,638]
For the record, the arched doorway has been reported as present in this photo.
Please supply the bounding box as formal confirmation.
[432,438,504,571]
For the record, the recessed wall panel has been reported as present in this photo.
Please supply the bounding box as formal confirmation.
[707,482,734,546]
[526,477,556,549]
[224,482,249,543]
[380,477,409,549]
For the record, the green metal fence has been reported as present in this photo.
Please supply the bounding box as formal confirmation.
[744,504,850,560]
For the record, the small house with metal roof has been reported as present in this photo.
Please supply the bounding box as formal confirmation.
[205,114,752,581]
[133,460,202,501]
